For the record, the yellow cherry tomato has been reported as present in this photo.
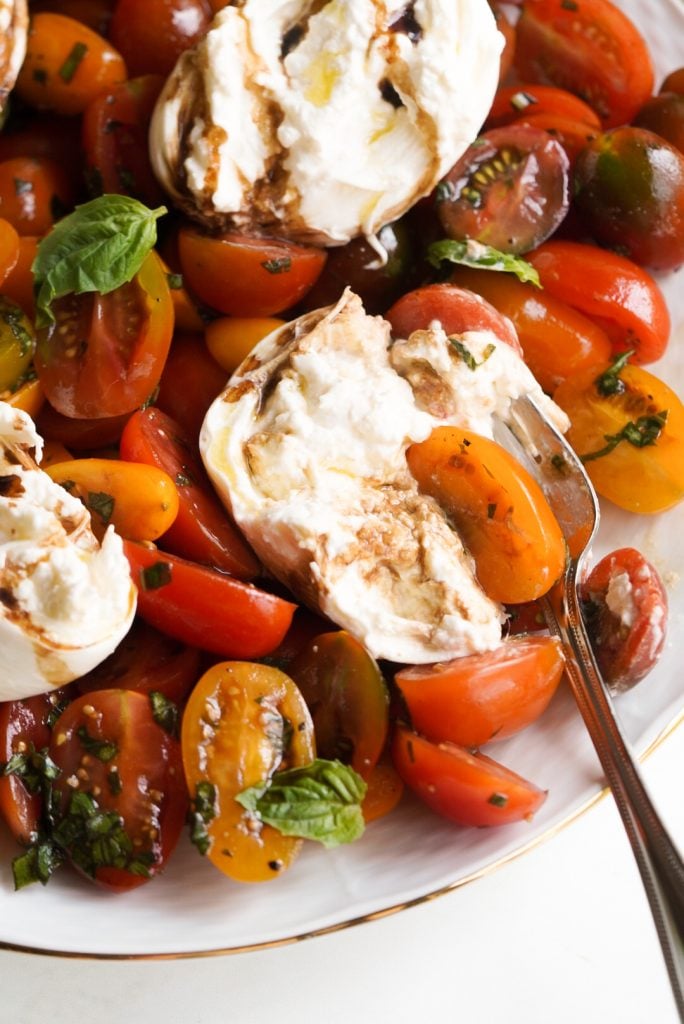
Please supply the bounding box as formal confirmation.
[205,316,286,375]
[0,297,35,393]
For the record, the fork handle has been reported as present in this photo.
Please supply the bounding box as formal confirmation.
[544,577,684,1019]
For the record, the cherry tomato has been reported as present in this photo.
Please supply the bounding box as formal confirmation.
[0,114,84,183]
[120,407,260,579]
[109,0,213,78]
[516,112,599,167]
[181,661,315,882]
[4,377,45,419]
[204,316,286,376]
[263,607,336,669]
[16,14,127,117]
[634,93,684,156]
[77,619,201,706]
[289,631,389,780]
[30,0,115,36]
[45,458,180,542]
[82,75,166,207]
[385,283,522,355]
[661,68,684,95]
[49,690,187,890]
[392,726,547,827]
[447,266,611,393]
[574,126,684,271]
[155,332,227,439]
[581,548,668,693]
[407,427,566,603]
[124,541,295,659]
[178,228,327,317]
[1,235,39,318]
[361,756,404,824]
[553,361,684,514]
[0,157,76,237]
[0,218,20,286]
[527,241,670,364]
[489,3,516,87]
[486,84,601,130]
[34,250,174,419]
[36,403,128,451]
[395,636,565,748]
[513,0,654,128]
[436,125,569,254]
[0,689,72,844]
[0,296,36,394]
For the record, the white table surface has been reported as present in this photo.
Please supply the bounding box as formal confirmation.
[1,723,681,1024]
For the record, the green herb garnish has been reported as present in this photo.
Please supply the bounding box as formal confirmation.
[428,239,541,287]
[140,561,173,591]
[149,691,179,737]
[76,725,118,763]
[86,490,115,526]
[58,42,88,84]
[188,782,217,855]
[594,350,634,397]
[580,411,668,463]
[261,257,291,274]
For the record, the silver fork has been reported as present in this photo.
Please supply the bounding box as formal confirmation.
[498,394,684,1019]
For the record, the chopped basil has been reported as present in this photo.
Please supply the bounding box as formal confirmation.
[76,725,118,763]
[561,0,579,9]
[595,350,633,397]
[86,490,115,525]
[235,759,367,849]
[175,472,192,487]
[52,791,153,879]
[167,273,183,290]
[449,337,496,371]
[58,41,88,84]
[427,238,542,287]
[1,303,35,357]
[140,561,173,591]
[12,841,64,891]
[188,782,217,855]
[0,746,60,794]
[261,257,292,274]
[149,691,179,737]
[580,411,668,463]
[434,180,456,203]
[488,792,509,808]
[107,768,123,796]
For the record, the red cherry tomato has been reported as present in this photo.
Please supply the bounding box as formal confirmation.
[109,0,213,78]
[581,548,668,693]
[49,690,187,890]
[0,156,76,237]
[392,726,547,827]
[123,541,296,659]
[36,403,129,451]
[155,332,227,440]
[120,407,260,580]
[486,83,601,130]
[634,93,684,156]
[527,241,670,364]
[516,112,600,168]
[34,251,174,419]
[395,636,565,748]
[513,0,654,128]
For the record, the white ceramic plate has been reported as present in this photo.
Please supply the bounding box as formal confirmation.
[0,0,682,960]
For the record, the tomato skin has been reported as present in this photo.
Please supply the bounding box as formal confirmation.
[109,0,212,78]
[392,726,547,827]
[573,127,684,272]
[448,266,611,393]
[0,296,36,394]
[527,241,670,364]
[204,316,286,376]
[181,661,315,882]
[0,218,19,287]
[155,333,227,440]
[633,94,684,156]
[120,407,260,579]
[514,0,654,128]
[124,541,295,659]
[407,427,566,604]
[385,283,522,355]
[49,690,187,890]
[35,250,174,419]
[36,402,128,451]
[486,84,602,131]
[361,756,404,824]
[661,68,684,96]
[436,125,570,254]
[1,236,39,319]
[30,1,115,36]
[553,362,684,514]
[178,228,327,317]
[0,157,76,237]
[516,112,599,168]
[395,636,564,748]
[0,114,85,183]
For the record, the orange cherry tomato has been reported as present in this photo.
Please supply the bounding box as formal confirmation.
[0,157,76,237]
[204,316,286,375]
[0,114,85,183]
[0,218,20,285]
[16,14,127,117]
[109,0,213,78]
[486,83,602,130]
[4,377,45,419]
[45,458,180,542]
[361,756,404,824]
[1,235,39,318]
[177,228,327,317]
[527,241,670,364]
[30,0,115,36]
[516,111,600,167]
[392,726,547,828]
[407,427,566,604]
[155,332,227,439]
[181,661,315,882]
[395,636,565,748]
[448,266,612,393]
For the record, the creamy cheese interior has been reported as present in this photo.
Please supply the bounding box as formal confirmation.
[0,404,136,700]
[201,291,567,664]
[151,0,503,243]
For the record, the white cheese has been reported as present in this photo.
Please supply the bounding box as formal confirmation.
[0,403,136,701]
[604,570,637,629]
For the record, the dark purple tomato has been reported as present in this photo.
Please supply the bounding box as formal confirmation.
[633,93,684,156]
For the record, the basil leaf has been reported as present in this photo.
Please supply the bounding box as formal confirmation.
[32,194,166,327]
[236,759,367,849]
[12,840,64,890]
[149,691,179,737]
[427,238,541,287]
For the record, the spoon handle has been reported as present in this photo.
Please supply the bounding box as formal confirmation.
[544,574,684,1021]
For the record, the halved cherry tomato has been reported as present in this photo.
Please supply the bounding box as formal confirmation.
[204,316,285,375]
[35,250,174,419]
[0,688,72,845]
[0,157,75,237]
[0,297,36,394]
[634,93,684,156]
[447,266,611,393]
[1,236,39,318]
[109,0,213,78]
[289,631,389,780]
[82,75,166,207]
[573,127,684,272]
[553,361,684,514]
[155,333,227,439]
[436,125,569,254]
[120,407,260,579]
[178,228,327,317]
[392,726,547,827]
[486,83,602,130]
[30,0,115,36]
[49,690,187,890]
[0,218,19,286]
[45,458,180,542]
[385,283,522,354]
[505,600,548,636]
[395,636,565,748]
[407,427,566,603]
[16,14,127,117]
[77,619,201,706]
[514,0,654,128]
[181,661,315,882]
[361,756,404,824]
[124,542,295,658]
[527,241,670,364]
[581,548,668,693]
[36,403,128,450]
